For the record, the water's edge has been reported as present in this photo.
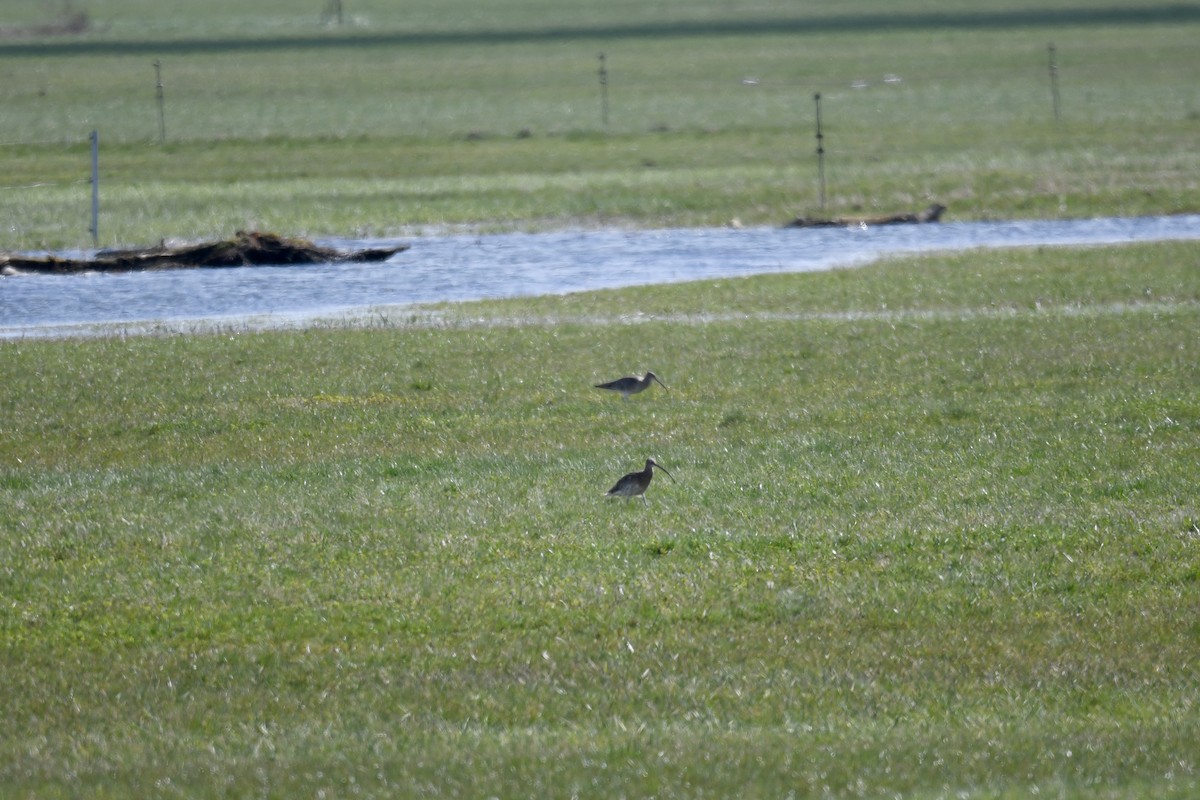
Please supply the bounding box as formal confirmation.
[3,215,1198,339]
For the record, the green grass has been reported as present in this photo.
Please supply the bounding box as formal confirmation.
[2,240,1199,797]
[2,0,1199,248]
[2,3,1199,792]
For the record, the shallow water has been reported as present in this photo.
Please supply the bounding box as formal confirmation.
[2,214,1198,338]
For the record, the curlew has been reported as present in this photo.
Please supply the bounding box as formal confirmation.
[594,371,668,400]
[605,458,675,504]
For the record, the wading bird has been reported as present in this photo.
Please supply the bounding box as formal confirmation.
[594,370,668,400]
[605,458,675,504]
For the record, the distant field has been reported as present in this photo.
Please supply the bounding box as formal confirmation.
[1,0,1198,248]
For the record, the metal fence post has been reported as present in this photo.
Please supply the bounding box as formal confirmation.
[89,130,99,247]
[814,93,826,210]
[598,53,609,128]
[154,59,166,142]
[1048,43,1061,121]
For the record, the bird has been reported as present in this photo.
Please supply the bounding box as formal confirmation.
[594,371,668,400]
[605,458,675,504]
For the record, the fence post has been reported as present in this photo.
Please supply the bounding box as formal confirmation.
[154,59,166,142]
[322,0,343,26]
[89,130,99,247]
[814,93,826,210]
[1048,43,1061,121]
[597,53,609,128]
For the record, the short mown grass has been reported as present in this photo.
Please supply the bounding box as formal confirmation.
[2,240,1198,797]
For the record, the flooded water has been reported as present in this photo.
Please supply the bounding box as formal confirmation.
[2,214,1198,338]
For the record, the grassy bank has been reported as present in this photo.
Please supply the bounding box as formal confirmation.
[2,241,1198,796]
[3,0,1199,248]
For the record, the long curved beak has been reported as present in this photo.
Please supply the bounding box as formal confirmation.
[653,463,675,482]
[651,375,669,391]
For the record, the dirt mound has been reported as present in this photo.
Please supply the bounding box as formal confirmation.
[2,231,408,276]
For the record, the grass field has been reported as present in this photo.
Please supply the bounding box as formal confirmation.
[3,2,1200,796]
[2,0,1199,249]
[2,240,1199,797]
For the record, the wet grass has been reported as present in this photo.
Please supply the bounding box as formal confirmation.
[2,240,1199,797]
